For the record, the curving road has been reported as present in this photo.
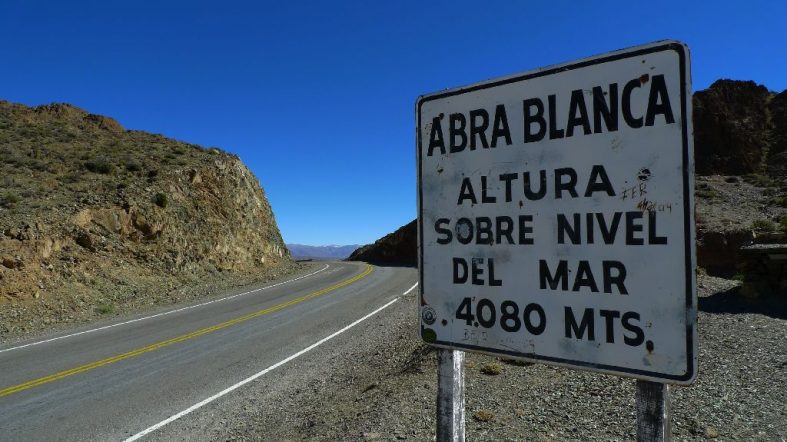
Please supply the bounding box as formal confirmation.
[0,261,417,441]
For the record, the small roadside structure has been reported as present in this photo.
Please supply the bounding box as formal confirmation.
[738,244,787,297]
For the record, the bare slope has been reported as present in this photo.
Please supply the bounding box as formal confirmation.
[0,100,292,337]
[348,220,416,266]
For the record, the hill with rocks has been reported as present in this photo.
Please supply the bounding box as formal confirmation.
[694,80,786,177]
[353,80,787,286]
[693,80,787,278]
[347,220,416,266]
[0,101,294,337]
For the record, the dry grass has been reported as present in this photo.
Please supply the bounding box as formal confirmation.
[472,409,495,422]
[480,361,503,375]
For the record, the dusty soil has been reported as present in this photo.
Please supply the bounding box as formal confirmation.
[694,174,786,278]
[695,174,786,236]
[162,272,785,442]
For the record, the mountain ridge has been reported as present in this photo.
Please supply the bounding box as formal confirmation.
[286,243,360,260]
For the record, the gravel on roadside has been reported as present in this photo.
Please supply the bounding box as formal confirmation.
[161,271,785,441]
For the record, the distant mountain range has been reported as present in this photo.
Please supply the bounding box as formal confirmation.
[286,244,361,260]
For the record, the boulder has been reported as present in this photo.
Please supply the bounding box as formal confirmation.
[1,256,18,269]
[74,231,96,252]
[696,229,754,277]
[737,244,787,298]
[693,80,771,175]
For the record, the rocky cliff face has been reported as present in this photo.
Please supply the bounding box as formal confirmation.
[693,80,773,175]
[693,79,787,178]
[347,220,416,266]
[0,101,291,333]
[692,80,787,276]
[767,90,787,179]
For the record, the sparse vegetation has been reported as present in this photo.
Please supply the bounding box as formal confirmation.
[124,160,142,172]
[480,362,503,375]
[84,158,115,174]
[1,192,21,207]
[58,172,81,184]
[501,358,533,367]
[743,173,776,188]
[472,409,495,422]
[769,195,787,207]
[94,301,115,315]
[695,183,719,199]
[751,219,776,232]
[153,192,168,208]
[696,188,719,199]
[779,215,787,233]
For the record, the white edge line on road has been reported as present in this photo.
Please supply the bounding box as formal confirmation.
[124,281,419,442]
[0,264,331,354]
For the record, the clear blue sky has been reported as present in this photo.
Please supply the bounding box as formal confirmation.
[1,1,784,245]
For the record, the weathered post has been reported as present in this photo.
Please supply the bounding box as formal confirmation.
[636,380,671,441]
[436,349,464,442]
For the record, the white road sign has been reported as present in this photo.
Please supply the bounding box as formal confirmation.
[417,41,696,384]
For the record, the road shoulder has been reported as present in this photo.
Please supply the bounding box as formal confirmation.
[160,273,785,441]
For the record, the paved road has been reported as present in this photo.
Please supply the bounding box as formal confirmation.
[0,261,417,441]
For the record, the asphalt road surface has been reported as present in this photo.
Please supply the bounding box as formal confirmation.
[0,262,418,441]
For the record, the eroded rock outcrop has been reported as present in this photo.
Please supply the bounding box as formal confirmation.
[693,80,772,175]
[348,220,416,266]
[0,100,290,313]
[692,80,787,277]
[767,90,787,179]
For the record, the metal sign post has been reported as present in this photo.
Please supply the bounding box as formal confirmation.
[436,349,465,442]
[636,380,671,441]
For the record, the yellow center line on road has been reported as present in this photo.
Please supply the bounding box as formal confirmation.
[0,264,373,398]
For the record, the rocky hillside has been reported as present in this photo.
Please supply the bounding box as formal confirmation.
[694,80,775,175]
[354,80,787,279]
[347,220,416,266]
[693,80,787,276]
[0,101,292,336]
